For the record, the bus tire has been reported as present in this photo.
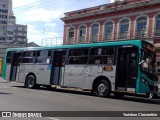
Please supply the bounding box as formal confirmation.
[26,75,36,89]
[94,80,111,97]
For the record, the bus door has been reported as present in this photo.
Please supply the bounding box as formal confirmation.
[50,50,67,85]
[10,52,22,81]
[116,47,138,92]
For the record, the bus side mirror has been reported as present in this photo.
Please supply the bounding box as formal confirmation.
[139,60,145,65]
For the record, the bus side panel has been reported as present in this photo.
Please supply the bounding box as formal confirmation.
[60,67,65,86]
[63,65,86,88]
[35,65,51,85]
[6,64,11,81]
[18,64,35,83]
[85,65,116,91]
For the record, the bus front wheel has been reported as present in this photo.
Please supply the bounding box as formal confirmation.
[94,80,111,97]
[26,75,36,89]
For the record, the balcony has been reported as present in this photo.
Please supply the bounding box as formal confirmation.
[118,32,129,40]
[135,30,147,39]
[104,33,113,41]
[67,37,74,44]
[78,36,86,43]
[90,35,98,43]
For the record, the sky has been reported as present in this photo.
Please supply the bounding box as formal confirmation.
[12,0,113,46]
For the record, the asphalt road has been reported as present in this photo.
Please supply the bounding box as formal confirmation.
[0,79,160,120]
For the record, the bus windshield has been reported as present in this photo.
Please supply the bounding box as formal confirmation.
[141,50,156,74]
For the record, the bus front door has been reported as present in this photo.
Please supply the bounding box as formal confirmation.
[50,50,66,85]
[116,47,137,92]
[10,52,22,81]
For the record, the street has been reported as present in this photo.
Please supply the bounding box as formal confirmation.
[0,78,160,120]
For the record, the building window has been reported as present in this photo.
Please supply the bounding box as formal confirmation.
[90,23,99,42]
[119,19,129,40]
[0,37,6,40]
[7,31,13,35]
[104,21,113,41]
[78,25,86,43]
[67,27,75,44]
[7,26,14,31]
[7,37,13,40]
[155,14,160,36]
[136,16,147,38]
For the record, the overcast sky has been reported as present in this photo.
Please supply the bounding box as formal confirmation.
[12,0,112,45]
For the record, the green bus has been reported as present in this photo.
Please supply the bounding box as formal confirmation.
[2,40,158,98]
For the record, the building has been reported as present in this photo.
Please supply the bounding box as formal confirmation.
[27,42,39,47]
[14,24,27,45]
[0,0,11,43]
[0,0,27,45]
[61,0,160,74]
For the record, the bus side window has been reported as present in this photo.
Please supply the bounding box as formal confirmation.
[68,48,89,64]
[22,51,35,63]
[89,47,115,65]
[36,50,50,64]
[6,51,13,64]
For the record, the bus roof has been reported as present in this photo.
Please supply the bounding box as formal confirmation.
[6,39,146,52]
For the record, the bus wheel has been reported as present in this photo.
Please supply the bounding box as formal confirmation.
[94,80,111,97]
[146,93,157,99]
[26,75,36,89]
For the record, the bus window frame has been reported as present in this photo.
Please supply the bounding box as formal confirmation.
[67,47,90,65]
[21,50,36,65]
[6,51,14,64]
[35,49,52,65]
[88,46,116,65]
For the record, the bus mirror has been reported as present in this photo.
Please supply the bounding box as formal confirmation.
[139,60,145,65]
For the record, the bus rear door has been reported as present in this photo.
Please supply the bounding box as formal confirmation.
[116,47,138,93]
[50,50,67,85]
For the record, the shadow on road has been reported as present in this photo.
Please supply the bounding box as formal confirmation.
[11,85,160,105]
[0,92,12,95]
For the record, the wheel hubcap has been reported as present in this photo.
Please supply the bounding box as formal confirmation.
[28,78,34,87]
[149,93,153,99]
[98,83,107,93]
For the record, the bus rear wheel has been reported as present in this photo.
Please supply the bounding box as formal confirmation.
[26,75,36,89]
[94,80,111,97]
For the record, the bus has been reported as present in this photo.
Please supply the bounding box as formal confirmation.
[2,40,159,98]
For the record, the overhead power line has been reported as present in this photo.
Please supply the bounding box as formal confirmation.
[14,0,65,14]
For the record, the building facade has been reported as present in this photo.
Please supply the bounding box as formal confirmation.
[61,0,160,74]
[14,24,27,45]
[0,0,27,45]
[0,0,11,43]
